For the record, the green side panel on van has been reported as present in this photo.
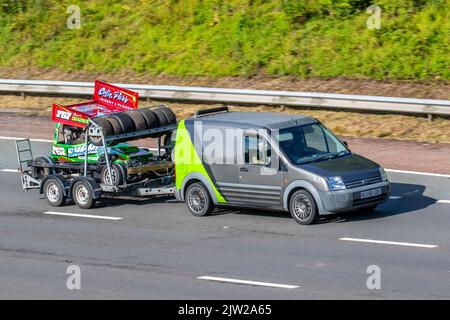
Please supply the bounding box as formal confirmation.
[174,120,226,203]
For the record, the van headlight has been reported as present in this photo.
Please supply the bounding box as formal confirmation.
[379,167,388,181]
[327,176,346,191]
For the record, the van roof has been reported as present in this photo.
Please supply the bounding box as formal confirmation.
[190,111,318,129]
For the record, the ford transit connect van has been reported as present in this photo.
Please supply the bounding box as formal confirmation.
[174,107,390,225]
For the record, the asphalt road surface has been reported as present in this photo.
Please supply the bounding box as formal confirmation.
[1,138,450,299]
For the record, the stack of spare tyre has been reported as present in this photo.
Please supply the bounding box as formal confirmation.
[89,105,177,146]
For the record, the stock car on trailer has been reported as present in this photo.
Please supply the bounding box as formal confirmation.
[16,81,178,209]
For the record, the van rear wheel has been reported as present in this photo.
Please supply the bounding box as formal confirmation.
[185,182,214,217]
[289,189,318,225]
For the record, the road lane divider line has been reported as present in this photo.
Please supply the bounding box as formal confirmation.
[43,211,123,220]
[386,169,450,178]
[389,196,402,200]
[1,169,18,173]
[197,276,299,289]
[437,200,450,204]
[0,136,52,143]
[339,237,438,249]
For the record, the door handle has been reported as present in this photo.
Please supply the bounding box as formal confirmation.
[240,167,249,172]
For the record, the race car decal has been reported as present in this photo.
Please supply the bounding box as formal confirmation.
[67,144,104,158]
[51,146,66,156]
[52,104,89,128]
[93,80,139,110]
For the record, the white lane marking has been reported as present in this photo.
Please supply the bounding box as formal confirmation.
[386,169,450,178]
[0,136,52,143]
[389,196,402,200]
[0,169,18,173]
[437,200,450,204]
[339,237,438,249]
[43,211,123,220]
[197,276,299,289]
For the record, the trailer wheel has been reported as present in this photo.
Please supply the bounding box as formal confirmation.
[32,157,54,179]
[43,178,66,207]
[110,112,135,133]
[90,117,114,146]
[125,110,147,131]
[72,180,96,209]
[138,108,159,129]
[158,105,177,125]
[106,116,123,135]
[101,163,125,186]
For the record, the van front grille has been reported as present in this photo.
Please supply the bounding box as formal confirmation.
[345,175,382,189]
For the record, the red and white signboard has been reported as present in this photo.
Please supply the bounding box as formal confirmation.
[93,80,139,110]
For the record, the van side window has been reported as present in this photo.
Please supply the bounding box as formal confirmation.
[244,135,271,166]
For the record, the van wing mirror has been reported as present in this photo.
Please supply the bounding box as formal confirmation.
[343,141,349,148]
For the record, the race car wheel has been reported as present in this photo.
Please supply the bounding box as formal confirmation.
[158,105,177,125]
[90,117,114,146]
[185,182,214,217]
[151,107,169,127]
[289,189,319,225]
[32,157,54,179]
[43,178,66,207]
[106,116,123,135]
[138,108,160,129]
[100,163,125,186]
[72,180,96,209]
[125,110,147,131]
[110,112,135,133]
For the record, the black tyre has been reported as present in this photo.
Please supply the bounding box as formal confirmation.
[106,116,123,135]
[151,107,169,127]
[43,178,66,207]
[138,108,160,129]
[289,189,319,225]
[32,157,54,179]
[125,110,147,131]
[100,163,125,186]
[185,182,214,217]
[158,105,177,124]
[90,117,114,146]
[72,180,96,209]
[110,112,135,133]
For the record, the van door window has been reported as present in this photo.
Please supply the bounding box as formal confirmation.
[244,135,271,166]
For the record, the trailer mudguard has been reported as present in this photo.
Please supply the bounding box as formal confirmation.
[69,177,102,199]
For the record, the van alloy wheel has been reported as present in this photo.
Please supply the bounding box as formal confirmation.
[292,194,313,221]
[187,186,206,213]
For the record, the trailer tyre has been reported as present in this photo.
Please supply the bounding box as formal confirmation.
[43,178,66,207]
[72,180,96,209]
[151,107,169,127]
[158,105,177,125]
[90,117,114,146]
[185,182,214,217]
[125,110,147,131]
[138,108,160,129]
[106,117,123,135]
[110,112,135,133]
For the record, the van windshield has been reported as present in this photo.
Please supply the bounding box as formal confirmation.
[276,123,350,165]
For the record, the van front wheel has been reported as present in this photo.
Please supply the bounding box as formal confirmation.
[289,189,318,225]
[185,182,214,217]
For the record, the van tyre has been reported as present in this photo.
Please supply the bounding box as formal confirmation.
[90,117,114,146]
[43,178,66,207]
[126,110,147,131]
[185,182,214,217]
[72,180,96,209]
[110,112,135,133]
[289,189,318,225]
[139,108,160,129]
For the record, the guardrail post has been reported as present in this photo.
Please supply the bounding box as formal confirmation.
[428,114,433,122]
[21,92,25,100]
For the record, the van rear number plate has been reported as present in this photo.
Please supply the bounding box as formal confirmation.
[360,188,382,199]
